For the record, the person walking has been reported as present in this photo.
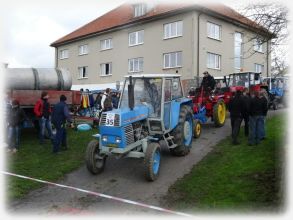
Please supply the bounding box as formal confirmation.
[228,90,244,145]
[242,88,250,137]
[51,95,73,154]
[248,91,266,145]
[259,90,269,140]
[7,100,27,153]
[34,91,53,144]
[101,88,113,112]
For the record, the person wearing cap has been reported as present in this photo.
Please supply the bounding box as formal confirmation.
[200,71,216,91]
[51,95,74,154]
[7,100,27,153]
[34,91,53,144]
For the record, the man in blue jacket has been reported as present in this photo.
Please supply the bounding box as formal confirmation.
[51,95,73,154]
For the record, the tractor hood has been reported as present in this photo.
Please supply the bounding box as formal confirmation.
[100,105,149,127]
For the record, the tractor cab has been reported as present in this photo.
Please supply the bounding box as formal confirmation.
[226,72,261,92]
[262,76,288,97]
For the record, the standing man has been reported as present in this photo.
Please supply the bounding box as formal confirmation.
[228,90,244,145]
[101,88,113,112]
[242,88,250,137]
[51,95,73,154]
[259,90,269,140]
[7,100,27,153]
[34,91,53,144]
[248,91,264,145]
[200,71,216,91]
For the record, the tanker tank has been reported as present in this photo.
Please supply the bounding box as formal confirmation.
[5,67,72,91]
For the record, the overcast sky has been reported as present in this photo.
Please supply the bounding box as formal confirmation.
[0,0,288,68]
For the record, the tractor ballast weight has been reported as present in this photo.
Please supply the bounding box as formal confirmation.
[85,74,194,181]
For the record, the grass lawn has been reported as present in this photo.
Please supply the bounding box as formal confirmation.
[164,115,286,212]
[6,127,97,201]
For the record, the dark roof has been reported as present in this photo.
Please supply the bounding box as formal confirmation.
[51,3,271,47]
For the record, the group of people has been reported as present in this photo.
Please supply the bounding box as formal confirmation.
[228,88,268,145]
[94,88,120,111]
[6,92,73,154]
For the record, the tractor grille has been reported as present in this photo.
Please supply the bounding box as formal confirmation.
[124,124,134,145]
[100,113,120,126]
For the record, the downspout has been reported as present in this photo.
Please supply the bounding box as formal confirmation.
[197,12,203,87]
[55,47,58,68]
[266,41,269,77]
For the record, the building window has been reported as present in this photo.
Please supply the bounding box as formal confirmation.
[78,44,88,55]
[163,51,182,69]
[234,32,243,70]
[129,30,144,46]
[207,52,221,70]
[255,63,264,73]
[164,21,183,39]
[100,63,112,76]
[59,49,68,59]
[207,22,221,40]
[133,4,147,17]
[128,57,143,73]
[101,39,112,51]
[254,39,263,53]
[78,66,88,79]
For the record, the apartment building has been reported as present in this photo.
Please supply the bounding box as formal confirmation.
[51,2,272,92]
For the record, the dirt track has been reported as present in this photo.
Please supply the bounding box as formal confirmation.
[8,110,283,216]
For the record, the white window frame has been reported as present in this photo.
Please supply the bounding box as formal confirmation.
[59,49,69,60]
[163,51,182,69]
[134,4,147,17]
[254,63,264,73]
[100,38,112,51]
[254,39,264,53]
[164,21,183,39]
[78,66,88,79]
[207,22,221,40]
[207,52,221,70]
[78,44,88,55]
[128,57,143,73]
[234,32,243,70]
[100,62,112,76]
[129,30,144,46]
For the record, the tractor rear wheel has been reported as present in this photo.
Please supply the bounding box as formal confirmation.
[85,140,106,174]
[193,119,201,138]
[213,99,226,127]
[144,142,161,181]
[170,105,193,156]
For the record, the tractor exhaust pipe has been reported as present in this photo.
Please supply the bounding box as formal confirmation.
[128,76,134,110]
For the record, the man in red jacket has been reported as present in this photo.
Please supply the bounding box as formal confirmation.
[34,91,53,144]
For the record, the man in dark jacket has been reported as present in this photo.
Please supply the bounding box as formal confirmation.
[242,88,250,136]
[228,90,244,145]
[51,95,73,154]
[101,88,113,112]
[248,91,267,145]
[259,90,269,140]
[201,71,216,91]
[7,100,26,153]
[34,91,53,144]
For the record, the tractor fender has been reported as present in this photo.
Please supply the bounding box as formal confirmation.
[169,98,192,130]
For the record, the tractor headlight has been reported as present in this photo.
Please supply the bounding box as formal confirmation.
[115,137,122,143]
[102,136,108,142]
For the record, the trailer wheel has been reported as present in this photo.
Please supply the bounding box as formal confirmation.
[85,140,106,174]
[193,119,201,138]
[170,105,193,156]
[213,99,226,127]
[144,142,161,181]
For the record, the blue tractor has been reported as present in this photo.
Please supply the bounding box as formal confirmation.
[85,74,194,181]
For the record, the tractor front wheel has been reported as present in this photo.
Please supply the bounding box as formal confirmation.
[213,99,226,127]
[85,140,106,174]
[193,119,201,138]
[170,105,193,156]
[144,142,161,181]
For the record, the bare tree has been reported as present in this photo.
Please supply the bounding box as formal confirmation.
[237,2,288,75]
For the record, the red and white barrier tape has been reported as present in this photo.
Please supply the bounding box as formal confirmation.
[2,171,193,217]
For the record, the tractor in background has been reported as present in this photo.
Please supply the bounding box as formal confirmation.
[261,76,289,109]
[85,74,194,181]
